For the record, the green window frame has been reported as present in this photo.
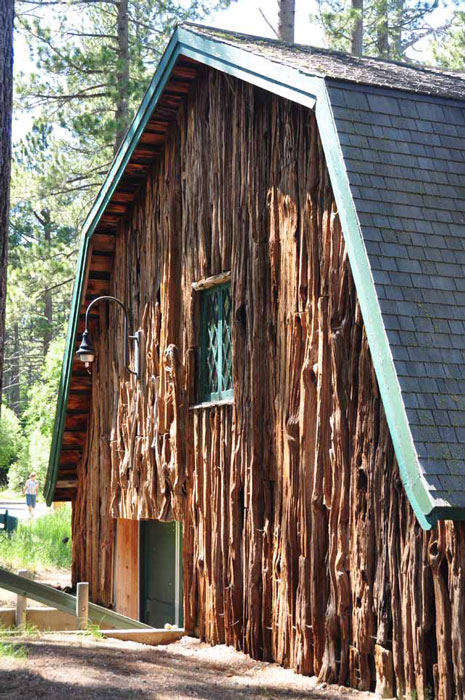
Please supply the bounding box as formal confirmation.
[199,282,233,402]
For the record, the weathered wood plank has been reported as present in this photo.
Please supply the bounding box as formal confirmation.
[114,519,139,619]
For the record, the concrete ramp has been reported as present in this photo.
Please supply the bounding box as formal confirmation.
[103,628,184,645]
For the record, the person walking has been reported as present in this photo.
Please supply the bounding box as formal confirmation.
[23,473,39,518]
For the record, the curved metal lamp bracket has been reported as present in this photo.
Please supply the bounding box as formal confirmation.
[83,295,141,379]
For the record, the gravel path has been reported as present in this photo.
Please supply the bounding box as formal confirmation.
[0,634,375,700]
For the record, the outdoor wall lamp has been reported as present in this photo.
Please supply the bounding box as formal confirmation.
[76,295,141,379]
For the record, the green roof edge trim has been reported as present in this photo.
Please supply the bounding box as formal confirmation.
[177,27,317,109]
[44,234,89,505]
[45,24,441,530]
[312,78,436,530]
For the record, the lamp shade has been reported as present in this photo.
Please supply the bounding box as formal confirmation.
[76,329,95,363]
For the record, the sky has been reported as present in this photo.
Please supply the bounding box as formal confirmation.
[11,0,322,142]
[207,0,323,44]
[11,0,457,142]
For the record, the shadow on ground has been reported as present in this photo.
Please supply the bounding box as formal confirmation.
[0,637,351,700]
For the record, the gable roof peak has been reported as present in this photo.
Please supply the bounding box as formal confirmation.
[180,22,465,101]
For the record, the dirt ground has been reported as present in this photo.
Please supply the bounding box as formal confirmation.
[0,634,375,700]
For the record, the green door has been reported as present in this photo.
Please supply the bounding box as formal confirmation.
[140,520,183,628]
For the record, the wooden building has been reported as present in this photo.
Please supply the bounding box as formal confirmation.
[45,24,465,699]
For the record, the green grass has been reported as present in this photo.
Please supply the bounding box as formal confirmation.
[0,639,27,659]
[0,626,28,659]
[0,505,71,570]
[1,623,40,638]
[83,622,104,640]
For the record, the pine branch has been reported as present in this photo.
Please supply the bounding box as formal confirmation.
[126,15,164,37]
[9,222,41,243]
[64,162,112,182]
[64,31,119,39]
[39,277,74,295]
[46,181,102,196]
[28,89,113,102]
[401,18,457,52]
[259,7,279,38]
[19,0,118,6]
[19,23,113,76]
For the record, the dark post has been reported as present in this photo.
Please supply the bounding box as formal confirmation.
[0,0,14,413]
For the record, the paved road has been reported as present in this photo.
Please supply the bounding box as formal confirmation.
[0,499,49,521]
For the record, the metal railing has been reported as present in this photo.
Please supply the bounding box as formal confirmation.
[0,567,151,630]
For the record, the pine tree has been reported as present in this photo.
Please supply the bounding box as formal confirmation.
[15,0,230,207]
[432,11,465,69]
[4,198,76,414]
[3,122,77,414]
[2,0,230,467]
[314,0,453,60]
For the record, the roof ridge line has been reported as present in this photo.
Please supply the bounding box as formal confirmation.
[180,21,465,81]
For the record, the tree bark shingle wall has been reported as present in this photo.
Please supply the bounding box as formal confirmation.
[73,69,465,700]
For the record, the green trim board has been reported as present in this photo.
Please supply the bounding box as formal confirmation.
[45,23,463,528]
[309,78,435,529]
[177,27,316,110]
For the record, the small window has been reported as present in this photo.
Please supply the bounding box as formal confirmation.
[199,282,233,402]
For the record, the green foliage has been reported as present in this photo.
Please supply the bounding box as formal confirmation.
[0,504,72,570]
[432,12,465,69]
[0,406,24,474]
[83,623,104,640]
[25,337,66,437]
[4,120,77,420]
[16,623,40,638]
[314,0,454,59]
[15,0,231,212]
[7,337,66,491]
[7,428,46,492]
[3,0,230,485]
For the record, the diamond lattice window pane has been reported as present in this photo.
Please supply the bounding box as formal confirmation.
[222,287,232,391]
[200,283,233,401]
[206,291,219,394]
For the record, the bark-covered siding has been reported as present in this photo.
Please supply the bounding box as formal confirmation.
[73,68,465,700]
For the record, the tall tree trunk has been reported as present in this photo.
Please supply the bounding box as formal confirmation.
[0,0,14,415]
[114,0,129,154]
[42,209,52,356]
[376,0,389,57]
[278,0,295,42]
[10,322,19,414]
[33,206,54,355]
[391,0,404,58]
[351,0,363,55]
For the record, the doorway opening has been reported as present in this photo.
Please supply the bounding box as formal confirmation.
[139,520,183,628]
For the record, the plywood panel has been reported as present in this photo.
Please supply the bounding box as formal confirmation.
[114,519,139,620]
